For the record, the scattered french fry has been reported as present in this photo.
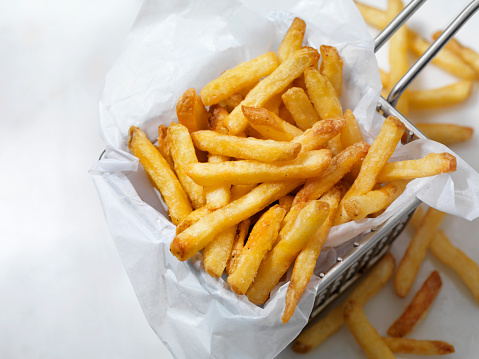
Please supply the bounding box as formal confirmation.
[278,17,306,64]
[354,1,389,30]
[282,87,321,130]
[320,45,343,97]
[382,337,455,355]
[176,88,209,133]
[409,80,473,110]
[415,123,474,145]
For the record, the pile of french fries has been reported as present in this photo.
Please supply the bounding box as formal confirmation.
[128,14,461,328]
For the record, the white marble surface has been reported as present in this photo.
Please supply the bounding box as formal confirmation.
[1,0,479,358]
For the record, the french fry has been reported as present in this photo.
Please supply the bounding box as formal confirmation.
[224,47,320,135]
[344,301,396,359]
[304,67,343,120]
[415,123,474,145]
[167,123,206,209]
[186,149,331,186]
[320,45,343,97]
[292,253,396,353]
[278,195,294,212]
[382,337,455,355]
[191,130,301,162]
[203,224,238,277]
[157,124,175,170]
[170,179,303,261]
[208,104,230,135]
[227,205,286,294]
[200,52,278,106]
[395,208,446,297]
[278,102,296,125]
[241,105,303,141]
[226,219,250,275]
[410,80,473,110]
[218,93,244,112]
[278,17,306,64]
[341,109,363,148]
[282,185,342,323]
[204,153,231,210]
[292,117,345,153]
[263,92,283,116]
[282,87,321,130]
[176,88,209,133]
[176,205,212,235]
[246,200,330,305]
[128,126,192,225]
[230,184,257,200]
[354,1,389,30]
[388,270,442,337]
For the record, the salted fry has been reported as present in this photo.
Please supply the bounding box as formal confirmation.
[246,200,330,305]
[241,105,303,141]
[227,205,286,294]
[157,124,174,170]
[292,117,345,153]
[354,1,389,30]
[305,67,343,120]
[191,130,301,162]
[203,225,237,277]
[410,80,473,110]
[282,87,321,130]
[320,45,343,97]
[278,17,306,64]
[224,47,320,135]
[200,52,278,106]
[415,123,473,145]
[167,123,206,209]
[186,149,331,186]
[395,208,446,297]
[128,126,192,225]
[382,337,454,355]
[176,205,212,235]
[388,270,442,337]
[226,219,250,275]
[176,88,209,133]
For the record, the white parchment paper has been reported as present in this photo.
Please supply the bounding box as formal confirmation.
[90,0,479,358]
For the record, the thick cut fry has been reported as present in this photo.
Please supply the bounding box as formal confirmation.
[278,18,306,64]
[292,253,395,353]
[176,88,209,133]
[395,208,446,297]
[191,130,301,162]
[282,87,321,130]
[377,153,456,183]
[415,123,473,145]
[263,92,283,116]
[186,149,331,186]
[343,180,408,220]
[278,102,296,125]
[355,1,389,30]
[227,205,286,295]
[241,105,303,141]
[246,200,330,305]
[208,104,230,134]
[293,141,370,205]
[218,93,244,113]
[176,205,212,235]
[170,180,303,261]
[320,45,343,97]
[157,125,174,170]
[341,109,363,148]
[282,185,342,323]
[409,81,473,110]
[382,337,454,355]
[224,47,320,135]
[203,225,237,277]
[388,271,442,337]
[305,67,343,120]
[167,123,206,209]
[292,117,345,153]
[128,126,192,225]
[204,153,231,210]
[200,52,278,106]
[226,219,250,275]
[344,301,396,359]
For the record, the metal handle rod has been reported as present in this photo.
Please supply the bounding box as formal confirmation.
[387,0,479,107]
[374,0,428,52]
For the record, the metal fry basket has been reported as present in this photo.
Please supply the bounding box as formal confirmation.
[309,0,479,321]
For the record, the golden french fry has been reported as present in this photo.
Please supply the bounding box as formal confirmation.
[176,205,212,235]
[176,88,209,133]
[277,202,308,245]
[128,126,192,225]
[170,179,303,261]
[263,92,283,116]
[282,87,321,130]
[204,154,231,210]
[292,253,395,353]
[208,104,230,134]
[415,123,473,145]
[191,130,301,162]
[203,225,237,277]
[278,17,306,64]
[341,109,363,148]
[282,185,342,323]
[157,124,175,170]
[355,1,389,30]
[186,149,331,186]
[230,184,257,200]
[218,93,244,113]
[382,337,455,355]
[320,45,343,97]
[167,123,206,209]
[246,200,330,305]
[377,153,456,183]
[293,141,370,206]
[304,67,343,120]
[224,47,320,135]
[409,80,473,110]
[225,219,250,275]
[395,208,446,297]
[278,102,296,125]
[227,205,286,294]
[200,52,278,106]
[292,117,345,153]
[278,195,294,212]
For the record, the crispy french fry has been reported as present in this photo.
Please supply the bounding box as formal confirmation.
[415,123,473,145]
[230,184,257,200]
[224,47,320,135]
[355,1,389,30]
[246,200,330,305]
[176,205,212,235]
[226,219,250,275]
[305,67,343,120]
[292,117,345,153]
[282,185,342,323]
[167,123,206,209]
[278,17,306,64]
[191,130,301,162]
[410,80,473,110]
[388,270,442,337]
[203,224,237,277]
[200,52,278,106]
[218,93,244,113]
[282,87,321,130]
[278,195,294,212]
[208,104,230,134]
[170,179,303,261]
[128,126,192,225]
[227,205,286,294]
[157,124,175,170]
[176,89,209,133]
[341,109,363,148]
[263,92,283,116]
[320,45,343,97]
[278,102,296,125]
[395,208,446,297]
[382,337,454,355]
[292,253,395,353]
[186,149,331,186]
[204,154,231,210]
